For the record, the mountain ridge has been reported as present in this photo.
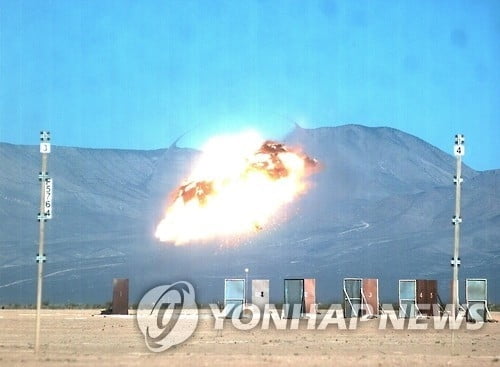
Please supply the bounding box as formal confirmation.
[0,125,498,305]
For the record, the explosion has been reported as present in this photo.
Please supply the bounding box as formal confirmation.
[155,131,318,245]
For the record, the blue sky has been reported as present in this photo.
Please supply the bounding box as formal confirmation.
[0,0,498,170]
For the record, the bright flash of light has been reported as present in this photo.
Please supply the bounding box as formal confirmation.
[155,131,318,245]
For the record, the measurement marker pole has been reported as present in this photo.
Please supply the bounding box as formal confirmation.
[35,131,52,353]
[451,134,464,320]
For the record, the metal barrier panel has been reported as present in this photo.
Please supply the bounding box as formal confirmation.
[468,301,486,322]
[343,278,362,318]
[225,300,244,318]
[112,278,129,315]
[399,280,416,318]
[284,279,304,319]
[225,279,245,318]
[252,279,269,311]
[466,279,487,300]
[225,279,245,300]
[466,279,487,322]
[362,278,379,316]
[304,278,316,314]
[400,300,417,318]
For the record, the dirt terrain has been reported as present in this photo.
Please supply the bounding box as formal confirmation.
[0,309,499,366]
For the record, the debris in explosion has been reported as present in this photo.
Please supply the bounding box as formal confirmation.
[155,132,319,245]
[177,181,214,206]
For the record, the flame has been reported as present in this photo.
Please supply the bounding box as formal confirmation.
[155,131,318,245]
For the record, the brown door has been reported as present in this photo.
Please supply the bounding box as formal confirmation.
[112,278,129,315]
[416,279,428,315]
[426,280,438,316]
[416,279,437,316]
[303,278,316,314]
[362,278,379,316]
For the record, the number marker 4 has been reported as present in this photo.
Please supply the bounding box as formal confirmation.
[454,144,464,156]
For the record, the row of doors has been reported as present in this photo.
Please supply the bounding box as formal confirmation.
[399,279,438,317]
[224,278,316,318]
[224,278,489,320]
[343,278,379,318]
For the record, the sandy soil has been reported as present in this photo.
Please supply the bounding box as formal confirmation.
[0,309,499,366]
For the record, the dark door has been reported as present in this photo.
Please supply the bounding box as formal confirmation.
[416,279,428,315]
[344,278,362,318]
[284,279,304,319]
[426,280,438,316]
[112,278,129,315]
[417,279,437,316]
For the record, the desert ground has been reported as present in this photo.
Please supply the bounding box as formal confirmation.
[0,309,499,366]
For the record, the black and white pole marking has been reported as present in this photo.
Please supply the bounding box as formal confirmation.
[451,134,464,319]
[35,131,52,353]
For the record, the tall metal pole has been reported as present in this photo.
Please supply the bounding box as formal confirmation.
[451,134,464,319]
[35,131,51,353]
[244,268,249,307]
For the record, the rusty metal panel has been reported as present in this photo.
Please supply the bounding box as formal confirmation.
[112,278,129,315]
[303,278,316,314]
[362,278,379,316]
[252,279,269,311]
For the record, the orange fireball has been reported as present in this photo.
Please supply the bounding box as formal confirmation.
[155,131,318,245]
